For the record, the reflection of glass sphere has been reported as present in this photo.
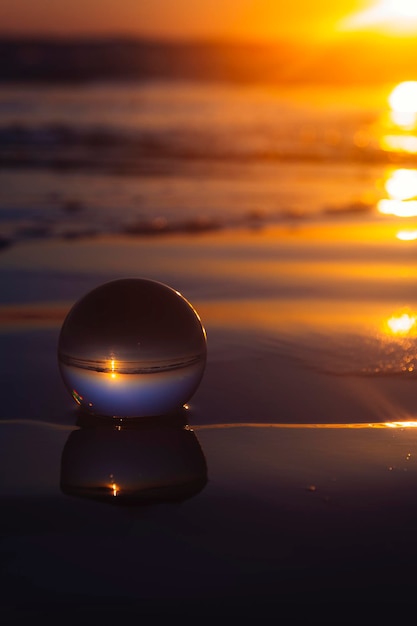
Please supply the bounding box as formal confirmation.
[60,420,207,503]
[58,278,207,418]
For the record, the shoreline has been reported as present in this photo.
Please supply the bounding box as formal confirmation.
[1,206,417,612]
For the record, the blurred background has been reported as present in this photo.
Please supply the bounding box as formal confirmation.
[1,0,417,245]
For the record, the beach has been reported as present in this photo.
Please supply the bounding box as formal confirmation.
[2,220,417,619]
[2,52,417,619]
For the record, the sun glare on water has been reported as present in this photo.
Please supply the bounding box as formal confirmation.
[378,168,417,217]
[387,81,417,131]
[384,168,417,200]
[396,230,417,240]
[388,81,417,113]
[383,82,417,152]
[378,84,417,217]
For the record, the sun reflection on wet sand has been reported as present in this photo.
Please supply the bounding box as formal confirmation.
[383,309,417,335]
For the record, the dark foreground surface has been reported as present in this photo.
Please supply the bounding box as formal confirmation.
[1,228,417,622]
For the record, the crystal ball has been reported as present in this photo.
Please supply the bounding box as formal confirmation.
[58,278,207,417]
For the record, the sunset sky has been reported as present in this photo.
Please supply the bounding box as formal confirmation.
[2,0,415,42]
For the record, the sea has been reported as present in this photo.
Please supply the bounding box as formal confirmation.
[1,41,417,430]
[0,37,415,247]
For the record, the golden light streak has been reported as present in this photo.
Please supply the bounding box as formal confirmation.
[2,418,417,430]
[111,482,119,496]
[384,421,417,428]
[194,421,417,430]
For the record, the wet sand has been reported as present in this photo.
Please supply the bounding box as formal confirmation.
[1,224,417,618]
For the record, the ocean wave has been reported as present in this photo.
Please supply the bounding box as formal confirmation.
[0,197,377,250]
[266,332,417,379]
[0,121,412,172]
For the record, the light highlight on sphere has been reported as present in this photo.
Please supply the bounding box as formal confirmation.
[58,278,207,418]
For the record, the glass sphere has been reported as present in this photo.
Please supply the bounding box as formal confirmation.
[58,278,207,417]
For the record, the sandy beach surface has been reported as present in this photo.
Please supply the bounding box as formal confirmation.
[1,221,417,620]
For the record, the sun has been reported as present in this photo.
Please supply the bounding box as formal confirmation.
[384,0,417,18]
[387,0,417,18]
[340,0,417,33]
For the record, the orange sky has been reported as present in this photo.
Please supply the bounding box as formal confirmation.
[0,0,373,41]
